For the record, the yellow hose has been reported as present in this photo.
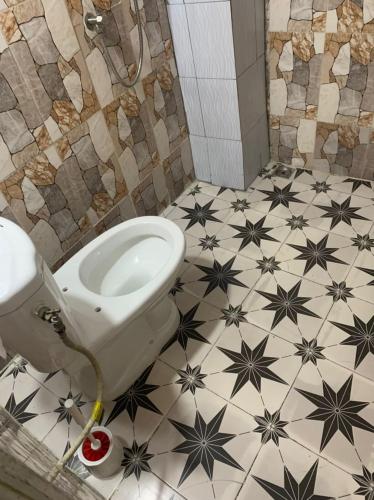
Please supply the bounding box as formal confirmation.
[48,332,104,482]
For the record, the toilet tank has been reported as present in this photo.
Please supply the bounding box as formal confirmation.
[0,217,81,373]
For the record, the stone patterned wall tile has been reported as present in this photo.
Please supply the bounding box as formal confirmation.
[313,120,374,177]
[267,0,374,176]
[0,0,195,270]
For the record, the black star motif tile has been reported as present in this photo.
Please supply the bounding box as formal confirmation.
[0,372,62,442]
[159,292,226,370]
[105,363,162,425]
[180,247,260,307]
[325,280,354,302]
[331,315,374,369]
[253,409,289,446]
[195,181,247,203]
[3,169,374,500]
[196,257,246,297]
[281,360,374,471]
[216,209,290,261]
[259,184,305,211]
[311,181,331,193]
[286,215,309,231]
[244,271,332,343]
[238,438,359,500]
[318,297,374,381]
[148,390,260,498]
[256,280,320,330]
[122,441,154,480]
[175,364,206,394]
[166,192,232,238]
[290,168,330,187]
[253,459,331,499]
[202,323,300,415]
[276,227,357,285]
[231,198,251,212]
[352,466,374,499]
[64,441,90,480]
[181,200,221,230]
[229,217,279,251]
[355,266,374,285]
[198,234,220,251]
[288,234,347,274]
[54,391,86,424]
[346,251,374,304]
[5,390,39,425]
[169,277,184,296]
[220,304,248,327]
[333,178,374,198]
[343,179,372,192]
[304,191,374,238]
[161,303,207,353]
[169,406,244,486]
[351,233,374,252]
[217,337,288,397]
[294,338,326,365]
[296,374,374,452]
[102,360,180,446]
[247,178,315,219]
[314,196,367,230]
[256,256,281,275]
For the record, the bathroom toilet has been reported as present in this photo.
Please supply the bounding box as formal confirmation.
[0,216,186,400]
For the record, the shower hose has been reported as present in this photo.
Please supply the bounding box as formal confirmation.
[44,311,104,483]
[94,0,144,88]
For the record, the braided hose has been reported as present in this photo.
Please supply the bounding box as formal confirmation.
[95,0,144,89]
[47,317,104,482]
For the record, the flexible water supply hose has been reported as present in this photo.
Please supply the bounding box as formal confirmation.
[42,312,104,482]
[94,0,144,89]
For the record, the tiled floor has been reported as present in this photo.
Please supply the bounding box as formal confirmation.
[2,166,374,499]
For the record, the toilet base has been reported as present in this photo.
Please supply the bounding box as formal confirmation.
[65,295,180,401]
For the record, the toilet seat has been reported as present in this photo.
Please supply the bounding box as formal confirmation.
[54,216,186,351]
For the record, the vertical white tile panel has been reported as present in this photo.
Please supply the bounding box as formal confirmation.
[190,135,211,182]
[180,77,205,136]
[186,2,236,79]
[198,78,241,140]
[167,4,195,77]
[208,138,244,189]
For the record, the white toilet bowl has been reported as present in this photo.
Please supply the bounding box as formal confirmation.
[54,216,186,400]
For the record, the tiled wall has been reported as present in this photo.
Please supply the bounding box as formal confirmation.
[167,0,269,190]
[267,0,374,179]
[0,0,195,269]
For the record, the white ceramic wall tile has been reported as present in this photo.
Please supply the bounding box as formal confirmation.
[186,2,236,79]
[167,4,195,77]
[231,0,257,76]
[207,137,244,189]
[198,78,241,141]
[189,135,211,182]
[179,77,205,137]
[167,0,183,4]
[237,56,267,138]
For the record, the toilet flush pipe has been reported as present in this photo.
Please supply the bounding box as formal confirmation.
[34,306,104,482]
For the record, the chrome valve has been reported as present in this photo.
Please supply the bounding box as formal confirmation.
[85,13,104,32]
